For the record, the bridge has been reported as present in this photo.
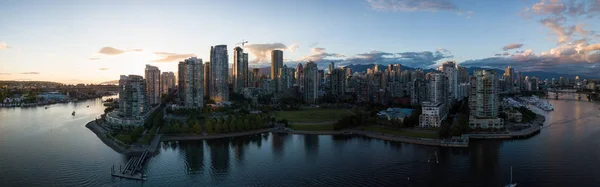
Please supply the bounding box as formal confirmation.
[546,88,598,101]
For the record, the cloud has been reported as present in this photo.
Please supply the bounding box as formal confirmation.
[341,48,453,68]
[98,46,143,55]
[0,42,9,50]
[89,57,100,60]
[366,0,460,12]
[521,0,600,44]
[461,41,600,77]
[244,43,298,64]
[503,43,524,51]
[0,73,10,75]
[21,72,40,75]
[301,47,345,62]
[98,47,125,55]
[151,52,196,63]
[99,68,109,71]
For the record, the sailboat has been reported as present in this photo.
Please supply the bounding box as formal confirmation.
[506,166,517,187]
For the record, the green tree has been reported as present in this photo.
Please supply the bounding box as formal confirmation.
[206,119,213,134]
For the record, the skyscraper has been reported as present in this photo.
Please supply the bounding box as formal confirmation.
[458,66,468,83]
[504,66,514,92]
[160,72,176,94]
[329,68,346,97]
[439,61,458,100]
[233,47,246,93]
[145,65,161,106]
[296,63,304,90]
[204,62,211,97]
[178,57,204,109]
[469,69,503,129]
[243,53,249,87]
[428,72,448,105]
[210,45,229,102]
[303,61,318,104]
[118,75,147,118]
[271,50,283,92]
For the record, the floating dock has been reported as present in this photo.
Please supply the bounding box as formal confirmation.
[111,149,149,181]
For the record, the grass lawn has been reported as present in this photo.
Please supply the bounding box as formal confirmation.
[115,134,132,144]
[360,126,438,139]
[275,108,352,123]
[289,124,335,131]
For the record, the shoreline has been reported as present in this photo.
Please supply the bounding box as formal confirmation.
[87,115,546,153]
[85,121,134,155]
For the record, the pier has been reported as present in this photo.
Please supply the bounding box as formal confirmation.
[111,149,150,181]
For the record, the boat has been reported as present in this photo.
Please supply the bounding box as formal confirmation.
[72,111,76,116]
[505,166,517,187]
[87,105,89,108]
[45,107,48,109]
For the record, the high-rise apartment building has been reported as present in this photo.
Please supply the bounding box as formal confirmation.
[160,72,176,94]
[458,66,468,83]
[504,66,515,92]
[303,61,318,104]
[469,69,503,129]
[243,53,249,87]
[118,75,148,118]
[203,62,211,97]
[178,57,204,109]
[329,68,346,97]
[210,45,229,102]
[145,65,161,106]
[271,50,283,92]
[233,47,246,93]
[428,72,448,105]
[296,63,304,90]
[439,61,458,100]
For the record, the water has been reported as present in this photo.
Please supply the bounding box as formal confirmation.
[1,96,599,186]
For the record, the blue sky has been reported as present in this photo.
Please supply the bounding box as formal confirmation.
[1,0,599,83]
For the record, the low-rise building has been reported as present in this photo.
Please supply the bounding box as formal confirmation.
[468,117,504,129]
[419,102,448,128]
[505,111,523,123]
[377,108,414,121]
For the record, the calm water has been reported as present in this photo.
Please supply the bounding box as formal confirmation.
[1,96,599,187]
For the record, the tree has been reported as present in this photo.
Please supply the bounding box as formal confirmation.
[206,119,213,134]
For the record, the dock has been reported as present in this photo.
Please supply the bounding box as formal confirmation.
[111,149,150,181]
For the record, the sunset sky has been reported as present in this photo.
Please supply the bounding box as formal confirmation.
[1,0,599,84]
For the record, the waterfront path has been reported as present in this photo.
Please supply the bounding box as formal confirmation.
[161,128,273,141]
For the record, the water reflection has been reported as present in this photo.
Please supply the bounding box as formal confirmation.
[304,135,319,160]
[180,140,204,173]
[271,133,288,160]
[207,139,230,181]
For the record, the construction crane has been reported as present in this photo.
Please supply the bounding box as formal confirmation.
[236,39,248,48]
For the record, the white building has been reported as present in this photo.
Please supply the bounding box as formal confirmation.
[419,102,448,128]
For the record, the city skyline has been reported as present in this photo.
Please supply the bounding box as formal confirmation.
[1,0,600,84]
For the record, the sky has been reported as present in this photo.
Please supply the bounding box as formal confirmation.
[0,0,599,84]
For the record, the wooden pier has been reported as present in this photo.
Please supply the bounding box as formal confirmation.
[111,149,149,181]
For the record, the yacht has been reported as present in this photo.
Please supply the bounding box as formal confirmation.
[505,166,517,187]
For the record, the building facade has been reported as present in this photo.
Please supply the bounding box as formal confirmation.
[271,50,283,92]
[145,65,161,106]
[210,45,229,102]
[178,57,204,109]
[469,69,504,129]
[160,72,176,94]
[303,61,319,104]
[419,102,448,128]
[233,47,246,93]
